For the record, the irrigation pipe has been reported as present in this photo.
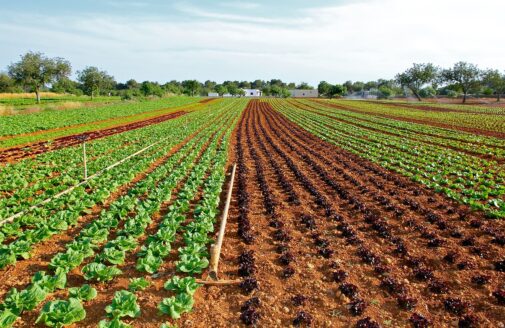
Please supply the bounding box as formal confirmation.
[208,163,237,280]
[0,136,173,226]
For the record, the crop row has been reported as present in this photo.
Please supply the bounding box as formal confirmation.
[0,103,239,268]
[295,99,505,157]
[0,100,245,327]
[0,99,222,220]
[257,102,504,326]
[325,99,505,135]
[271,99,505,218]
[0,96,199,139]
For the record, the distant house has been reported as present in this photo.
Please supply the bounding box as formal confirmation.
[289,89,318,98]
[222,93,233,98]
[242,89,262,97]
[345,91,377,100]
[207,92,219,97]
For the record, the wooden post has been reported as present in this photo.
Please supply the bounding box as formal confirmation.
[83,141,88,180]
[196,279,241,286]
[208,163,237,280]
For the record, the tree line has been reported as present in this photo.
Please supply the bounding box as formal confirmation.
[321,62,505,103]
[1,52,504,103]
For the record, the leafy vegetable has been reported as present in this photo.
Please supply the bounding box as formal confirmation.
[35,298,85,328]
[98,318,132,328]
[68,285,97,301]
[128,278,150,292]
[82,263,122,282]
[164,276,200,296]
[105,290,140,319]
[158,293,194,319]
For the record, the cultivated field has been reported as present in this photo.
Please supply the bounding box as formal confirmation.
[0,98,503,327]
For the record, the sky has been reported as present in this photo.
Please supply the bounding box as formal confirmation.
[1,0,504,85]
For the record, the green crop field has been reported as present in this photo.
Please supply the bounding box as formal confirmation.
[0,96,504,327]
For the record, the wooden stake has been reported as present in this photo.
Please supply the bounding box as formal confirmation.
[208,163,237,280]
[196,279,241,286]
[83,142,88,180]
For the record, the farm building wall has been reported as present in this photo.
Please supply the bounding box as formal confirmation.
[289,89,318,98]
[242,89,262,97]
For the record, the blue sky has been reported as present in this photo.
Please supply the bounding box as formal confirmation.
[1,0,504,85]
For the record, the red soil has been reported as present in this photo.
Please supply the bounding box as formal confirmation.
[186,100,505,327]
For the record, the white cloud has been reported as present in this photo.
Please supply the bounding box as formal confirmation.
[218,1,261,10]
[1,0,504,84]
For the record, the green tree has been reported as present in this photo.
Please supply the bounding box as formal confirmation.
[227,83,241,96]
[77,66,115,99]
[8,51,71,103]
[140,81,164,97]
[238,81,251,88]
[378,85,394,99]
[296,82,313,90]
[163,80,183,95]
[395,63,438,101]
[482,69,505,101]
[317,81,332,97]
[441,62,482,103]
[126,79,139,90]
[327,84,346,98]
[352,81,365,93]
[0,73,15,92]
[181,80,201,96]
[51,77,81,95]
[214,84,227,96]
[251,79,265,89]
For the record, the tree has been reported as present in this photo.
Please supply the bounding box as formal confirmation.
[364,81,378,90]
[251,79,265,89]
[214,84,227,96]
[51,77,81,95]
[163,80,183,95]
[352,81,365,93]
[441,62,482,103]
[126,79,139,90]
[296,82,314,90]
[395,63,438,101]
[378,85,394,99]
[182,80,201,96]
[140,81,163,97]
[238,81,251,89]
[327,84,346,98]
[8,52,71,103]
[0,73,14,92]
[482,69,505,102]
[318,81,332,97]
[343,81,354,94]
[77,66,115,99]
[227,83,240,96]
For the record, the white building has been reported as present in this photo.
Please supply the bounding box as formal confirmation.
[207,92,219,97]
[289,89,318,98]
[242,89,262,97]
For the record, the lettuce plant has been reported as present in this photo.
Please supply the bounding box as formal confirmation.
[68,285,97,302]
[128,278,150,292]
[82,263,122,282]
[158,293,194,319]
[164,276,200,296]
[35,298,85,328]
[105,290,140,319]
